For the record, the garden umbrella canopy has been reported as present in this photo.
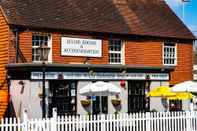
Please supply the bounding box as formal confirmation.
[171,81,197,92]
[79,81,121,96]
[146,86,176,97]
[167,92,194,100]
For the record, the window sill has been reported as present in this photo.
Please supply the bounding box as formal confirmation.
[163,64,177,67]
[32,61,52,64]
[109,63,124,65]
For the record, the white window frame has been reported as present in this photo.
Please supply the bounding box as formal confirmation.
[108,39,125,64]
[163,42,177,66]
[32,33,52,63]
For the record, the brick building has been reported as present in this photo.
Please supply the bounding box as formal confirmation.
[0,0,195,118]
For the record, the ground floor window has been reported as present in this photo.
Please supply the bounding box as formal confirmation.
[49,80,77,116]
[128,81,150,112]
[169,100,182,111]
[92,96,108,114]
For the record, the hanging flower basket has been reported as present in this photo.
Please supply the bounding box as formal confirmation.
[81,99,91,107]
[38,93,43,98]
[111,99,121,106]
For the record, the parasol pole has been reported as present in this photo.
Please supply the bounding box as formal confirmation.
[91,96,92,115]
[100,90,102,114]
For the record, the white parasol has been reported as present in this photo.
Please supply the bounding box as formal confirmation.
[79,81,121,96]
[171,81,197,92]
[171,81,197,111]
[79,81,121,114]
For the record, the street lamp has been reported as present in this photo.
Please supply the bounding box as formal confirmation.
[37,43,50,118]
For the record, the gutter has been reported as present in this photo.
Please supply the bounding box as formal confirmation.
[6,63,174,72]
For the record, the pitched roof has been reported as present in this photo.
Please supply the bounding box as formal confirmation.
[0,0,195,40]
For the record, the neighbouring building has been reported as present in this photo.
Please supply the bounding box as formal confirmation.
[0,0,195,118]
[193,40,197,80]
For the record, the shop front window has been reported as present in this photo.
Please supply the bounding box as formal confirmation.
[169,100,182,111]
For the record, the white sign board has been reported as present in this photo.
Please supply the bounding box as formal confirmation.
[61,37,102,57]
[31,72,169,80]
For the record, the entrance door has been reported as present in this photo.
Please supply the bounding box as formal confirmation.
[92,96,108,114]
[128,81,149,112]
[49,81,77,116]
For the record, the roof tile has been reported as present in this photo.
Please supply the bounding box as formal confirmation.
[0,0,195,39]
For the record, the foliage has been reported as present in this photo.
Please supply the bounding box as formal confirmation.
[81,99,91,107]
[111,99,121,106]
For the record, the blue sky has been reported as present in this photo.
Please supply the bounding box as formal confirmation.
[165,0,197,36]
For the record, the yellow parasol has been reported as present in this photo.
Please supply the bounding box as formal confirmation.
[167,92,194,100]
[147,86,194,100]
[147,86,194,111]
[146,86,176,97]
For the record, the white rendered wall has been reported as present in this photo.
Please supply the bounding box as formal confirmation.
[149,81,169,112]
[10,80,49,119]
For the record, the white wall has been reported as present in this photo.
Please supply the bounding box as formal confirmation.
[10,80,30,118]
[149,81,169,112]
[10,80,49,119]
[108,81,128,114]
[77,81,92,115]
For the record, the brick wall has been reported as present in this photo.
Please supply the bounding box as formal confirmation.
[9,31,32,63]
[170,43,193,85]
[19,32,32,62]
[125,41,162,66]
[15,31,194,85]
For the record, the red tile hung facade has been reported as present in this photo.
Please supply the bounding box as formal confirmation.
[8,31,193,85]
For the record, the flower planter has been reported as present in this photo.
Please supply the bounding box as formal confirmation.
[111,99,121,106]
[38,93,43,98]
[81,100,91,107]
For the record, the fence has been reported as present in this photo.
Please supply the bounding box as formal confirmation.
[0,110,197,131]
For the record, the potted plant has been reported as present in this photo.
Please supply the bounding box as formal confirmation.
[80,99,91,107]
[111,98,121,106]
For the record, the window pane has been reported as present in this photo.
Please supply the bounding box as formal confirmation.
[163,44,176,65]
[32,34,50,62]
[109,44,113,51]
[108,40,122,64]
[115,43,121,51]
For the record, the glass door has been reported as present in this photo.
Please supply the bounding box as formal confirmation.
[49,80,77,116]
[92,96,108,114]
[128,81,149,112]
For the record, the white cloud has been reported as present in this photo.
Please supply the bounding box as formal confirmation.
[165,0,183,7]
[188,25,197,34]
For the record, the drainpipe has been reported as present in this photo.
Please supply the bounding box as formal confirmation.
[13,28,19,63]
